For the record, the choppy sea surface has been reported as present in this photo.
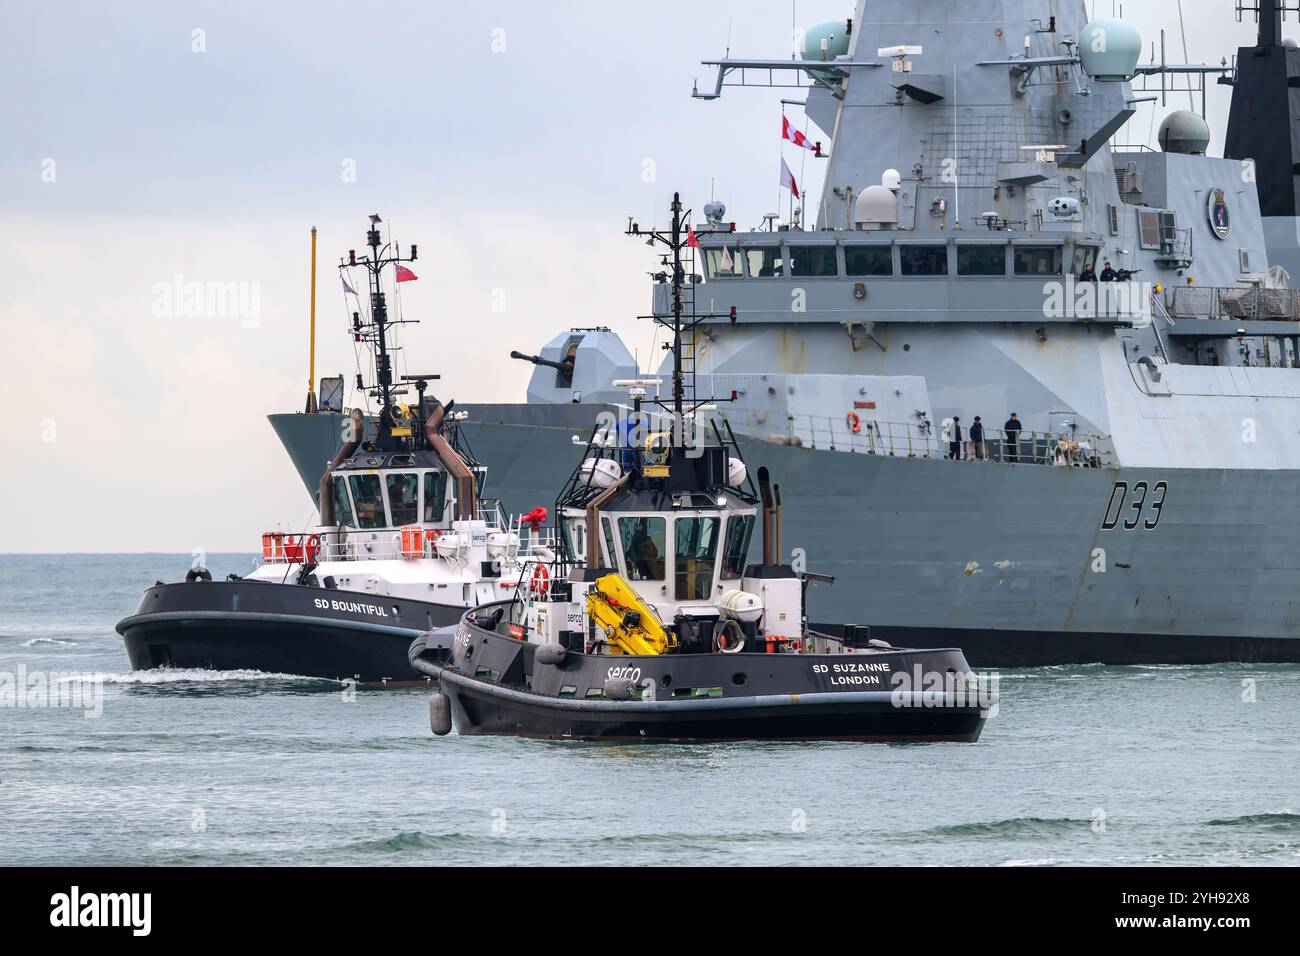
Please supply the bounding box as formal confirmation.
[2,553,1298,867]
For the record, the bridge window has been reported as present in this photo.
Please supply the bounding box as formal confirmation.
[618,516,666,581]
[332,476,355,528]
[788,245,838,277]
[602,517,619,570]
[387,473,419,526]
[899,245,949,276]
[720,515,754,580]
[703,247,741,278]
[348,474,386,529]
[957,245,1006,276]
[844,246,892,276]
[423,471,447,523]
[1013,245,1062,276]
[744,247,787,278]
[675,516,721,600]
[1072,245,1101,277]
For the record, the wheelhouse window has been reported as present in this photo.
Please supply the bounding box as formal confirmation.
[674,516,721,600]
[386,473,418,526]
[1013,245,1062,276]
[744,246,787,278]
[332,475,355,528]
[423,471,447,523]
[1072,245,1100,277]
[720,515,754,579]
[788,245,838,277]
[348,474,386,529]
[703,247,741,278]
[601,517,619,570]
[899,245,949,276]
[844,246,892,277]
[957,245,1006,276]
[618,516,666,581]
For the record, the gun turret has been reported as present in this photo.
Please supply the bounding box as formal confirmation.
[510,350,574,374]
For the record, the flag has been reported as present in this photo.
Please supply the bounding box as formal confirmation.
[395,265,419,282]
[780,157,800,200]
[341,274,356,295]
[686,225,699,248]
[721,245,734,272]
[782,114,818,152]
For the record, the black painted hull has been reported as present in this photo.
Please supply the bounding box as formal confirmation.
[117,580,463,683]
[411,615,989,743]
[440,671,985,742]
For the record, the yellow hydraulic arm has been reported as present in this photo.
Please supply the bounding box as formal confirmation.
[585,573,676,656]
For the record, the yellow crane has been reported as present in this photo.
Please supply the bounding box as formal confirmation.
[585,574,676,656]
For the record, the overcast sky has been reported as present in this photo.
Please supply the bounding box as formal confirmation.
[1,1,1287,552]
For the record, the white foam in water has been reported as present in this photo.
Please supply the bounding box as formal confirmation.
[22,638,79,647]
[55,668,325,685]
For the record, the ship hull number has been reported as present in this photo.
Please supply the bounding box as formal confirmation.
[1101,480,1168,531]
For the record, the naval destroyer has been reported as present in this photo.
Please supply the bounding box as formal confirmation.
[273,1,1300,665]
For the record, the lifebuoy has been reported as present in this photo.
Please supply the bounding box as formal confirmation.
[847,411,861,434]
[304,533,322,563]
[530,563,550,593]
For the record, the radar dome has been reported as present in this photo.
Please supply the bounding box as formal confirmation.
[854,185,899,231]
[801,20,850,62]
[1158,110,1211,155]
[1078,18,1142,81]
[881,168,901,191]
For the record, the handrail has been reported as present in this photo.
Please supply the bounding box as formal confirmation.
[259,519,557,566]
[728,409,1113,467]
[1167,284,1300,321]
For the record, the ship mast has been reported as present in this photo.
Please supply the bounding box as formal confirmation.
[626,191,734,428]
[343,213,419,415]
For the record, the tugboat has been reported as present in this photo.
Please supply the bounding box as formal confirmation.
[408,195,991,740]
[117,217,552,683]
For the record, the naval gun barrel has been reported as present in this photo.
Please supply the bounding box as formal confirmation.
[510,350,574,374]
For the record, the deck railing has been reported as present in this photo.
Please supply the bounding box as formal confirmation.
[1168,285,1300,321]
[729,410,1112,467]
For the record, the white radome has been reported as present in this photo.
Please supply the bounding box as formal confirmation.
[727,456,748,487]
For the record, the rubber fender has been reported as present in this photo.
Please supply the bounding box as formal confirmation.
[428,691,452,736]
[535,643,567,666]
[603,676,638,701]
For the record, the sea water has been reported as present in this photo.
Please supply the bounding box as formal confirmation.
[2,554,1297,866]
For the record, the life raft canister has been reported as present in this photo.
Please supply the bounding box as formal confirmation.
[400,525,424,558]
[530,563,550,593]
[847,411,861,433]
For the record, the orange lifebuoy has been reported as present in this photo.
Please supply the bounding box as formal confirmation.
[847,411,861,434]
[530,563,550,594]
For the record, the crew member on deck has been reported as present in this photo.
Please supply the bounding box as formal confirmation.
[1079,260,1097,282]
[949,416,963,460]
[1003,413,1023,463]
[1099,259,1119,282]
[970,416,986,460]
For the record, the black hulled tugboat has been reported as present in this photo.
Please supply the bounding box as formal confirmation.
[117,217,553,683]
[409,195,993,740]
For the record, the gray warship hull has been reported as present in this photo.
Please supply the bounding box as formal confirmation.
[271,409,1300,666]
